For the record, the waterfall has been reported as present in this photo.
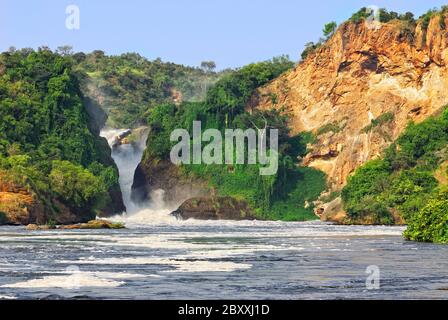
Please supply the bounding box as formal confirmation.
[101,128,145,213]
[100,128,177,225]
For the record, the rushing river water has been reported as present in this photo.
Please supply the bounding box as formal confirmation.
[0,129,447,300]
[1,221,448,300]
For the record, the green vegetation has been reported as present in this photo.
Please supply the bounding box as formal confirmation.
[350,7,415,24]
[404,187,448,243]
[418,7,448,31]
[301,21,339,61]
[49,160,108,212]
[317,122,343,136]
[144,56,326,221]
[74,50,228,128]
[342,108,448,239]
[361,112,394,133]
[301,42,320,61]
[0,47,122,222]
[323,22,337,38]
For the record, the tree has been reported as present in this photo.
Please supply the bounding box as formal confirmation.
[323,22,337,38]
[200,61,217,73]
[56,45,74,56]
[50,160,107,211]
[301,42,318,60]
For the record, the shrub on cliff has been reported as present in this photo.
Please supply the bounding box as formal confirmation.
[301,42,320,61]
[350,7,415,24]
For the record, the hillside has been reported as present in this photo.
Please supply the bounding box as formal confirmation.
[132,56,328,221]
[0,48,125,225]
[250,8,448,222]
[74,51,226,128]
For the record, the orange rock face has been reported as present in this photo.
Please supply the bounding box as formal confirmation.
[0,171,45,225]
[252,17,448,193]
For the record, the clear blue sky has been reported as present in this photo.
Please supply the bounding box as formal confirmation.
[1,0,447,69]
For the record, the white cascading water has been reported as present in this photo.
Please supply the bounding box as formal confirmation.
[100,128,177,225]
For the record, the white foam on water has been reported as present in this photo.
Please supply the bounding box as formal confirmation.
[1,273,123,289]
[0,269,159,289]
[59,256,251,273]
[163,261,252,273]
[109,190,179,226]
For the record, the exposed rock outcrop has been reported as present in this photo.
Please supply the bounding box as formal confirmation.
[132,153,207,207]
[251,16,448,221]
[0,171,46,225]
[0,170,107,225]
[253,17,448,189]
[26,219,125,230]
[172,196,258,221]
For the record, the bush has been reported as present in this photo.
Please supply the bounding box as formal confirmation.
[301,42,320,61]
[404,188,448,243]
[50,160,108,213]
[350,7,415,24]
[342,106,448,230]
[361,112,394,133]
[317,122,343,136]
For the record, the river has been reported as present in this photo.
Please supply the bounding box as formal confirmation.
[1,222,448,299]
[0,130,447,300]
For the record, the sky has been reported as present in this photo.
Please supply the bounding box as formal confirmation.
[0,0,447,69]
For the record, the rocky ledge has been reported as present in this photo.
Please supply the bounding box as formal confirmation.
[26,220,125,231]
[171,196,259,221]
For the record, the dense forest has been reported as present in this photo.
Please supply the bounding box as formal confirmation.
[0,47,124,224]
[73,49,227,128]
[143,56,326,221]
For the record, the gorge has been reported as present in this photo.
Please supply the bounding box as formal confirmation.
[2,4,448,300]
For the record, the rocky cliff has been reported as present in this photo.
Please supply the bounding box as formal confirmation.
[251,16,448,218]
[0,170,90,225]
[132,152,207,207]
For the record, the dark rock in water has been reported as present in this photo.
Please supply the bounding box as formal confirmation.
[26,220,125,230]
[58,219,125,230]
[111,129,132,148]
[131,154,206,206]
[171,197,258,221]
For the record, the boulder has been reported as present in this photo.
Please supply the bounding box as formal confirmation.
[172,196,258,221]
[26,220,125,231]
